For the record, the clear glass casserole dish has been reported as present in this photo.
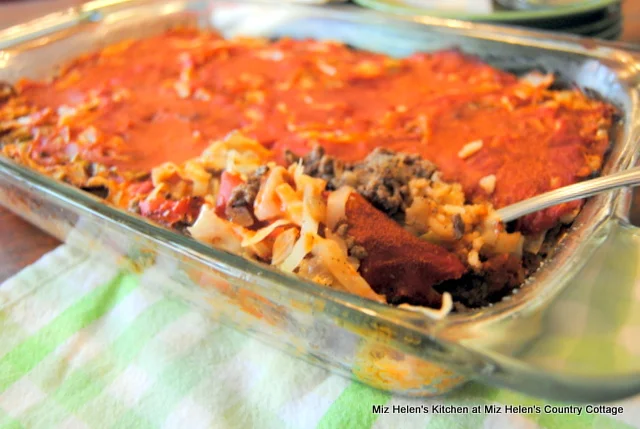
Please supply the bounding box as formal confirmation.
[0,0,639,401]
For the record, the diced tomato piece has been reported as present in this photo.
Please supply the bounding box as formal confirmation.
[139,196,203,226]
[216,171,244,216]
[139,198,161,214]
[128,180,154,196]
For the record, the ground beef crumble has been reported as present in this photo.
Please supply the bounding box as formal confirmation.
[434,253,525,307]
[334,221,368,260]
[285,146,345,184]
[286,146,437,216]
[225,165,268,227]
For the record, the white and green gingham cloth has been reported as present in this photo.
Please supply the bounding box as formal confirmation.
[0,243,639,429]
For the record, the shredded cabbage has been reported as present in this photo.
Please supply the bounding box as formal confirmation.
[279,232,315,272]
[312,237,385,303]
[398,292,453,320]
[200,131,272,176]
[254,166,288,220]
[271,228,299,266]
[326,186,352,231]
[188,204,245,254]
[241,219,290,247]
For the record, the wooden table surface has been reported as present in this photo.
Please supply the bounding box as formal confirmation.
[0,0,639,281]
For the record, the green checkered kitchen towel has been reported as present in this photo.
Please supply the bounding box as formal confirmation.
[0,242,639,429]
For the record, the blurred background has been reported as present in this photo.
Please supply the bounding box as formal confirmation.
[0,0,637,42]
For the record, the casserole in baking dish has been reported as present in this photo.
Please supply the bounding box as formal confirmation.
[0,28,615,313]
[0,0,638,401]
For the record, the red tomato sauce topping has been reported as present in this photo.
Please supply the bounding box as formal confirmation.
[13,29,615,233]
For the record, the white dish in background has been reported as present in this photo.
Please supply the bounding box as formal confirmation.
[394,0,492,13]
[496,0,606,9]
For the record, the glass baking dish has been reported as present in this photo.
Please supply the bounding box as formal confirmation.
[0,0,639,401]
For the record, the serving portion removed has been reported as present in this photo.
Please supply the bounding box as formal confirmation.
[0,28,616,317]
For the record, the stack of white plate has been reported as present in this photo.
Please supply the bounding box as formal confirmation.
[350,0,622,40]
